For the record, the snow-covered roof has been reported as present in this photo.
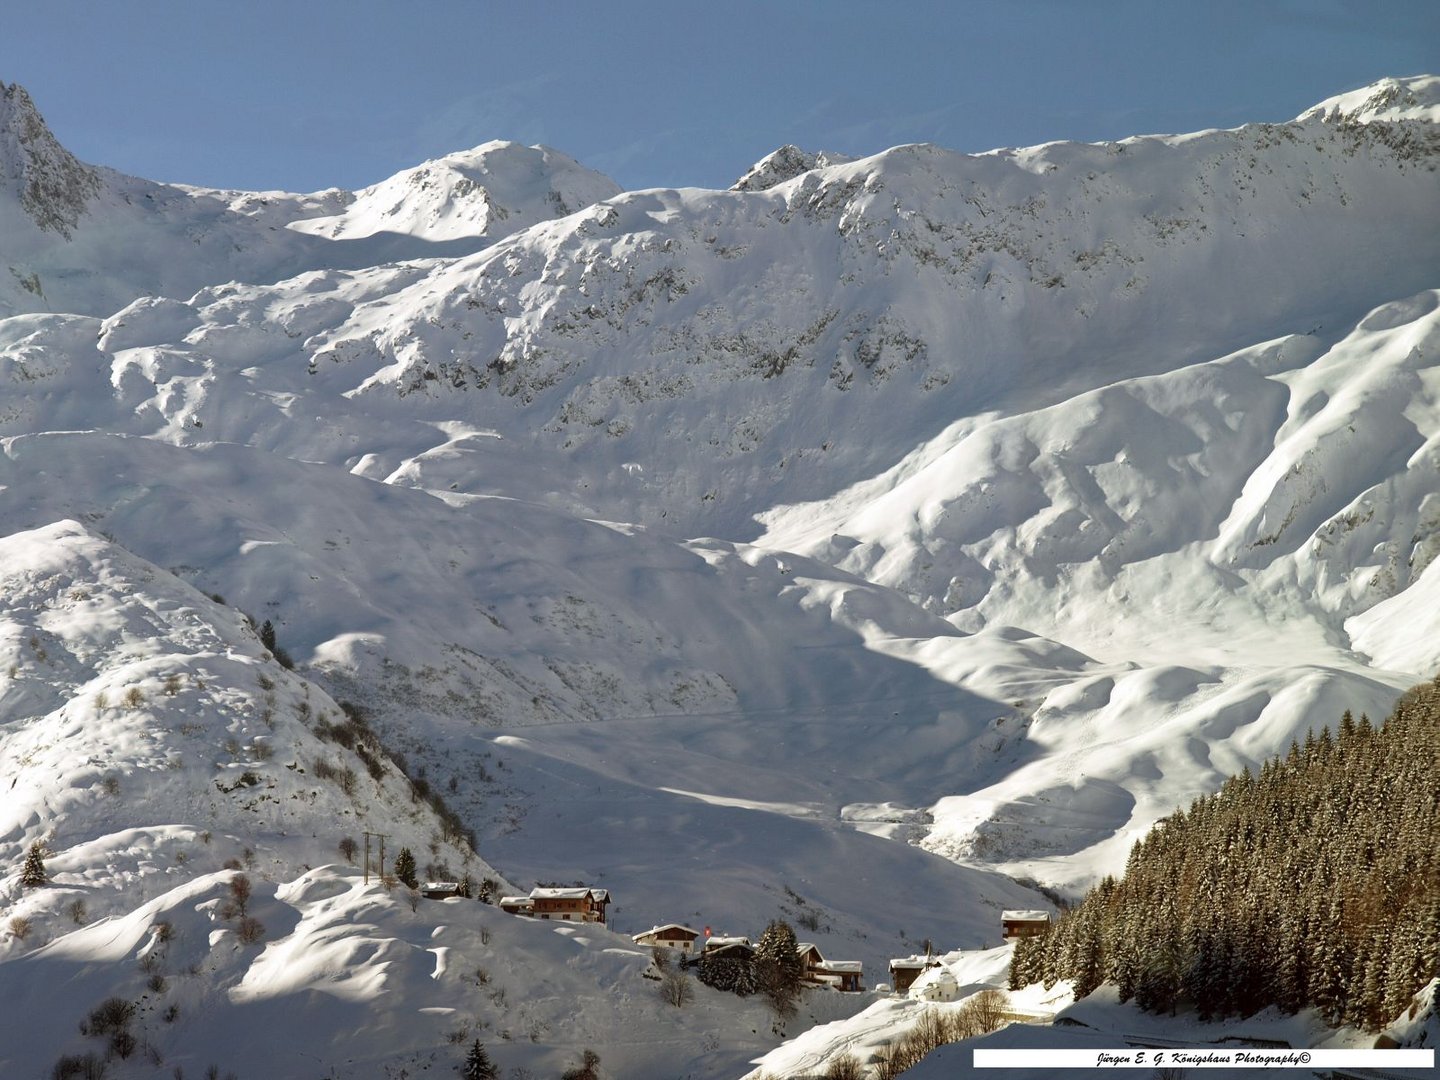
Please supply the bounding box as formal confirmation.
[422,881,459,890]
[796,941,824,959]
[1001,909,1050,922]
[889,955,939,970]
[499,895,534,906]
[633,923,699,940]
[704,935,751,949]
[817,960,863,973]
[529,886,609,901]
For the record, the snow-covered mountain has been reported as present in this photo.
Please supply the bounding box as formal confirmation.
[0,79,619,319]
[2,74,1437,1076]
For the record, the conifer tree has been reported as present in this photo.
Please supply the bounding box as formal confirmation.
[393,847,418,889]
[754,919,805,1015]
[19,840,46,888]
[462,1039,498,1080]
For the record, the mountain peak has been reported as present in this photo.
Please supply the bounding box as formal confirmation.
[0,80,100,238]
[288,139,620,243]
[1297,74,1440,125]
[731,144,856,192]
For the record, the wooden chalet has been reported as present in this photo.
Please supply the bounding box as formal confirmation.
[529,886,610,925]
[796,942,826,975]
[632,924,701,953]
[421,881,462,900]
[696,938,754,961]
[797,942,863,992]
[1001,909,1051,939]
[888,954,941,993]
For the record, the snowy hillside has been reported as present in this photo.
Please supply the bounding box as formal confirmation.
[2,74,1438,1075]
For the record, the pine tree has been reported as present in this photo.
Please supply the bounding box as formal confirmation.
[259,619,276,652]
[697,951,756,996]
[393,847,418,889]
[19,841,46,888]
[753,919,805,1015]
[462,1039,498,1080]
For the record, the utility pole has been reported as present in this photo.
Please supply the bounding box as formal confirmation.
[363,831,389,884]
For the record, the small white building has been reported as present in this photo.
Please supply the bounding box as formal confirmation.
[909,965,960,1002]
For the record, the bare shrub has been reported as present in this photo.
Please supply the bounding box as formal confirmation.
[338,836,358,862]
[824,1053,866,1080]
[110,1028,137,1058]
[659,968,694,1007]
[963,987,1010,1033]
[236,916,265,945]
[9,915,32,940]
[123,686,145,709]
[67,898,88,924]
[81,996,135,1036]
[872,1007,960,1079]
[49,1053,107,1080]
[226,873,252,917]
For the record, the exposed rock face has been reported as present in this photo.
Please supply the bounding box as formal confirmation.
[0,81,99,238]
[732,144,856,191]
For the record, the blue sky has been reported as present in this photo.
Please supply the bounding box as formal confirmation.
[4,1,1437,193]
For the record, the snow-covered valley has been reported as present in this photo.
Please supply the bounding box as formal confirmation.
[2,73,1438,1076]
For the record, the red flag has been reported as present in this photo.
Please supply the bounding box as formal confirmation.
[704,926,711,937]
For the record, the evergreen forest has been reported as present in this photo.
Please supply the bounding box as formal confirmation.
[1010,677,1440,1030]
